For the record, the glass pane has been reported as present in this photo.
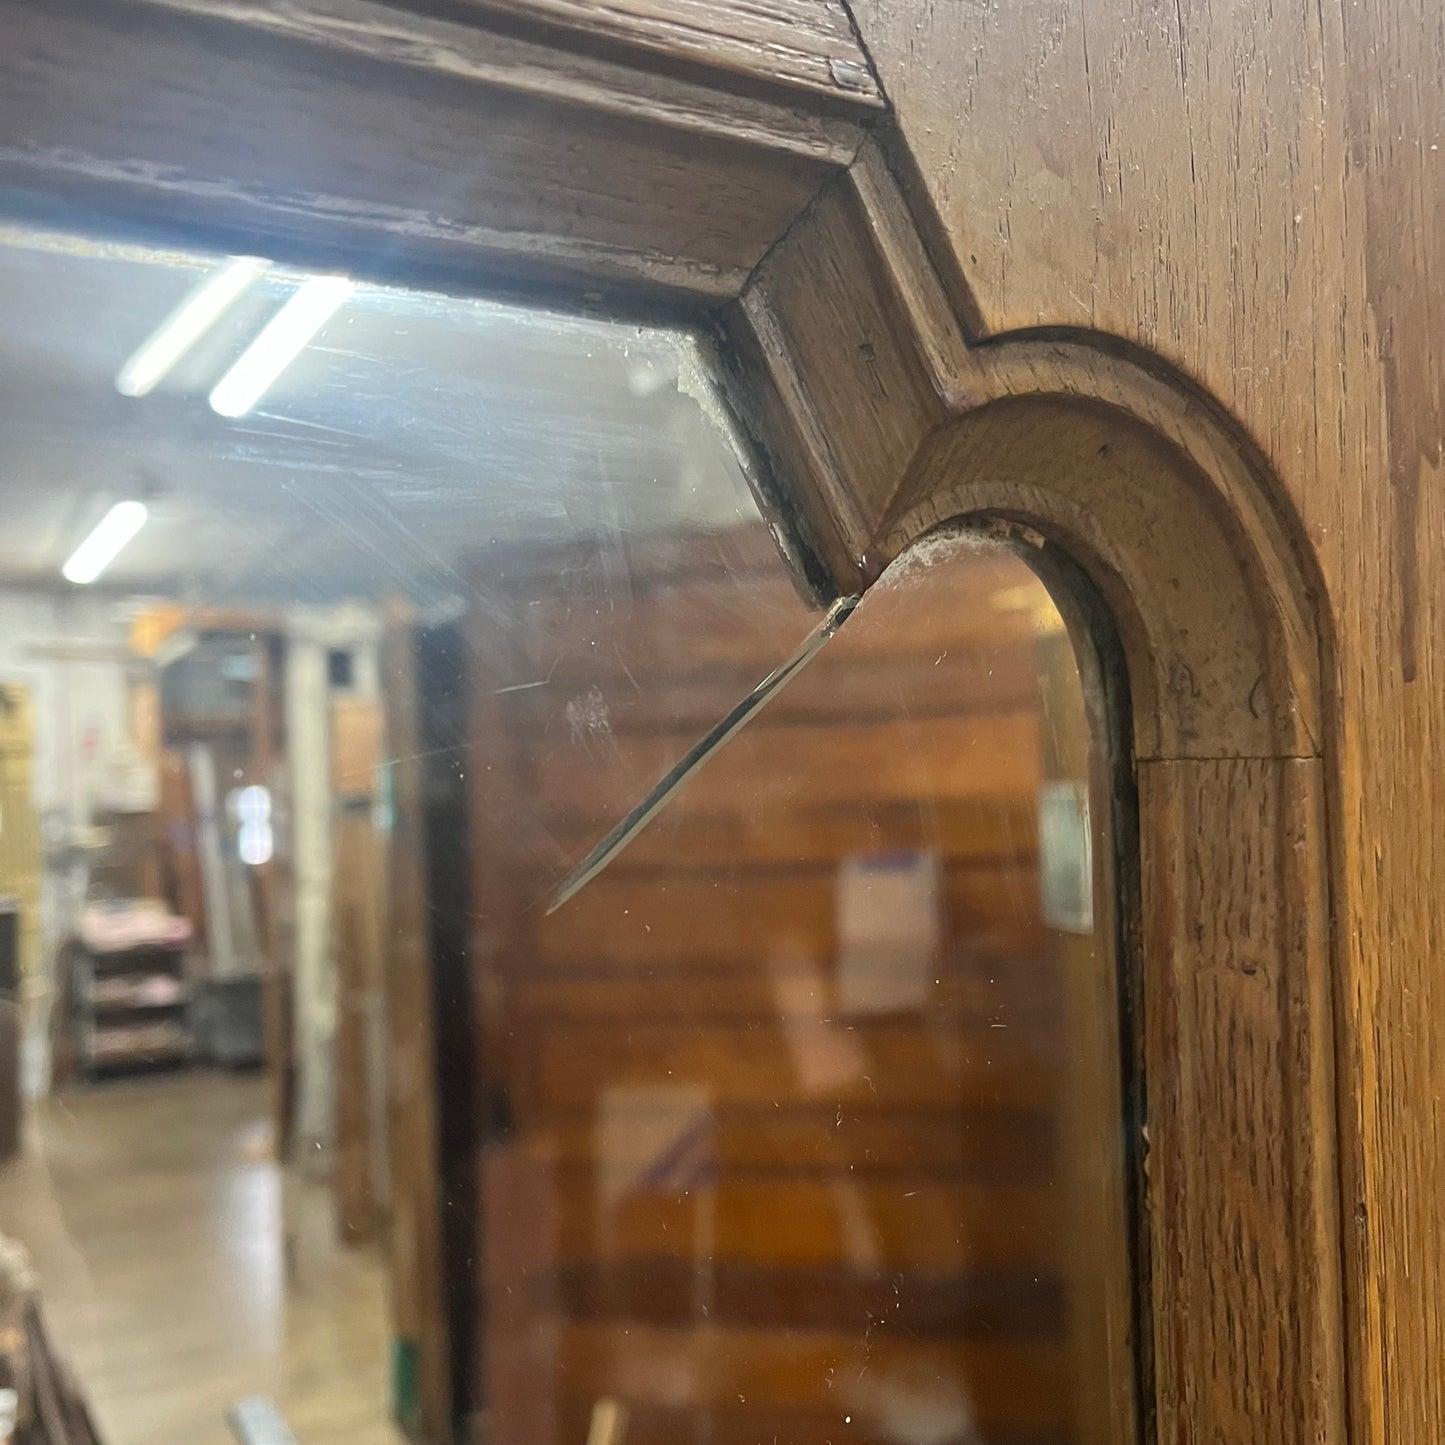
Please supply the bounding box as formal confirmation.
[0,222,1134,1445]
[480,532,1135,1445]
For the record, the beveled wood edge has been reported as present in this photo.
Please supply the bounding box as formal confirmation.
[418,0,886,111]
[0,0,880,315]
[129,0,878,155]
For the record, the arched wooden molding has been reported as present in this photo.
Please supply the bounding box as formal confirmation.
[720,140,1326,765]
[720,135,1346,1445]
[882,395,1315,761]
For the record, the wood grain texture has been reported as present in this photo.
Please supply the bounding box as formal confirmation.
[0,0,1376,1431]
[441,0,882,107]
[844,4,1439,1434]
[1139,756,1343,1443]
[0,0,870,308]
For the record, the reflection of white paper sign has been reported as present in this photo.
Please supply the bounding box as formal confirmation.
[836,851,941,1015]
[597,1086,715,1208]
[1039,781,1094,934]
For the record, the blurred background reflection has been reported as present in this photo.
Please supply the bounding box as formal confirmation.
[0,228,1134,1445]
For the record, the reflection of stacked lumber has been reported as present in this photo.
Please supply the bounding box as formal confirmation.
[467,536,1072,1445]
[76,901,193,1074]
[0,1235,103,1445]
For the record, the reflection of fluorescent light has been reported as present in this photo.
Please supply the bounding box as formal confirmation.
[62,501,148,584]
[116,256,266,397]
[209,275,353,417]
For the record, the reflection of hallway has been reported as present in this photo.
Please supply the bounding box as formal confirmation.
[0,1072,400,1445]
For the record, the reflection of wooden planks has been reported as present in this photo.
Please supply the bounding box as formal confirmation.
[558,1323,1068,1430]
[379,600,451,1444]
[553,1258,1067,1335]
[554,1178,1063,1271]
[538,792,1040,872]
[535,862,1045,968]
[517,550,1034,678]
[532,1020,1062,1110]
[515,957,1062,1024]
[559,1396,1064,1445]
[529,1104,1056,1182]
[536,712,1042,824]
[465,531,1088,1444]
[507,641,1041,737]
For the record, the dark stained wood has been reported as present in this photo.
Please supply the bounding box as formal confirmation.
[332,810,384,1245]
[552,1258,1066,1335]
[549,1177,1065,1271]
[156,751,208,957]
[0,0,873,310]
[442,0,883,108]
[1138,756,1344,1445]
[515,957,1061,1025]
[379,598,452,1444]
[547,1258,1065,1344]
[557,1396,1070,1445]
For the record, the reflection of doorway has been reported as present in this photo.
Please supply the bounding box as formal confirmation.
[1,603,402,1445]
[1,1072,398,1445]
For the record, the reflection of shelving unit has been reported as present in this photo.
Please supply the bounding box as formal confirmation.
[77,941,191,1073]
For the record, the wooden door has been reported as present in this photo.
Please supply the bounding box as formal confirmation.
[1,0,1439,1439]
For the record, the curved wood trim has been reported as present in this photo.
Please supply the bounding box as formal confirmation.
[723,140,1326,763]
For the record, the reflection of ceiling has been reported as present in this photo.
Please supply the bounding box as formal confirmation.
[0,227,757,604]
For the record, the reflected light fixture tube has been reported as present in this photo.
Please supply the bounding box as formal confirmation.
[62,501,148,585]
[209,275,354,418]
[115,256,266,398]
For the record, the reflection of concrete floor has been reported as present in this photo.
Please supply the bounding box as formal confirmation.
[0,1070,401,1445]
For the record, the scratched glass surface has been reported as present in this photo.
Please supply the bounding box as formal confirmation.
[0,226,1135,1445]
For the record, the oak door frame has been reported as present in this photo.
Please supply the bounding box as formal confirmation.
[0,3,1348,1442]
